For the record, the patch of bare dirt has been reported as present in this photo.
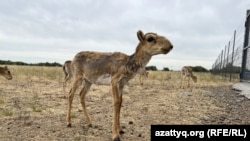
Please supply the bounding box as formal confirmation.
[0,75,249,141]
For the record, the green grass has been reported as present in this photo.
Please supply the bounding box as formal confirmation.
[0,97,11,117]
[0,108,13,117]
[29,103,44,112]
[0,97,4,105]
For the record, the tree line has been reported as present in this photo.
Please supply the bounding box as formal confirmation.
[1,60,209,72]
[0,60,62,67]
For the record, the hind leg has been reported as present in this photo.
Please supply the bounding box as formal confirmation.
[63,75,71,98]
[67,74,83,127]
[79,80,92,126]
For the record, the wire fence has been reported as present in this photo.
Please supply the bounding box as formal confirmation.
[212,10,250,82]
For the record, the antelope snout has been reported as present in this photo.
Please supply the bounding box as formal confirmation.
[162,44,173,54]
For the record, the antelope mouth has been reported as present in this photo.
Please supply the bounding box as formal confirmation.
[162,47,172,54]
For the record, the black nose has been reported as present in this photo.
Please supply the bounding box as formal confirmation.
[170,45,173,49]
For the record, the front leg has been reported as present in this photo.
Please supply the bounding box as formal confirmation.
[111,78,123,141]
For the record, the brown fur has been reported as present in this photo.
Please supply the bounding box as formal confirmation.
[0,66,12,80]
[180,66,197,88]
[66,30,173,141]
[138,68,149,85]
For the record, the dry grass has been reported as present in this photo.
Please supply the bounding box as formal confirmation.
[0,65,244,141]
[0,97,4,105]
[144,70,237,88]
[10,65,62,81]
[0,65,236,118]
[0,65,63,116]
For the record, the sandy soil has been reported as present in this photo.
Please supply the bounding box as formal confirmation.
[0,71,249,141]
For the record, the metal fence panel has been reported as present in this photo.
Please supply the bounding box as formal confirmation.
[212,10,250,81]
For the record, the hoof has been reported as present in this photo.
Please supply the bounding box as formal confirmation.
[113,137,121,141]
[67,124,72,127]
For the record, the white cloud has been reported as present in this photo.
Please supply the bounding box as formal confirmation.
[0,0,250,70]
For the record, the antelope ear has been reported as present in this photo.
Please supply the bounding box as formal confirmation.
[137,30,144,42]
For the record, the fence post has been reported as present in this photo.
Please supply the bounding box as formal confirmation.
[220,50,223,77]
[240,10,250,81]
[226,41,230,80]
[230,30,236,82]
[223,46,227,80]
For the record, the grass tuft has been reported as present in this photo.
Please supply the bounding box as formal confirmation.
[29,103,44,112]
[0,98,4,105]
[0,108,13,117]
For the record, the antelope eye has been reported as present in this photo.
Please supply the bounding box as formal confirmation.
[147,37,155,42]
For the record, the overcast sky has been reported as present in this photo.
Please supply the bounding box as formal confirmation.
[0,0,249,70]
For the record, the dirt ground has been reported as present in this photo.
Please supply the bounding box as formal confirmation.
[0,69,250,141]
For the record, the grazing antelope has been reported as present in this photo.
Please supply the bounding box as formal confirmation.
[66,30,173,141]
[0,66,12,80]
[180,66,197,88]
[62,60,73,96]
